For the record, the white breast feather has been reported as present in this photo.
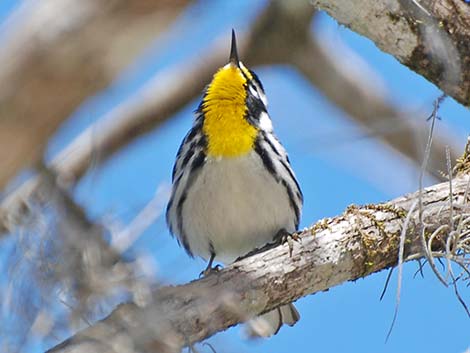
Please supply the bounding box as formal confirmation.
[181,151,296,264]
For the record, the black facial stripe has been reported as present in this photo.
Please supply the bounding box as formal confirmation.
[245,90,267,126]
[249,69,265,93]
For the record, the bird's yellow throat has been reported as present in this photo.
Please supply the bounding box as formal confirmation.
[202,65,257,158]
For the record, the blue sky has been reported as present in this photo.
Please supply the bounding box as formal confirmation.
[1,1,470,353]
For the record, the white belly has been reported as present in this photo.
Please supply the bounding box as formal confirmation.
[182,151,296,264]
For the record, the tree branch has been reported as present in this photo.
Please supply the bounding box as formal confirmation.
[0,0,189,189]
[46,174,470,353]
[311,0,470,106]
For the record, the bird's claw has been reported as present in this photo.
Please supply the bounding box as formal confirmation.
[199,264,222,278]
[274,229,301,257]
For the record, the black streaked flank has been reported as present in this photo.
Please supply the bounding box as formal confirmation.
[175,192,191,255]
[171,173,183,196]
[261,131,281,157]
[279,158,303,203]
[196,133,207,149]
[186,121,202,142]
[173,150,207,257]
[190,150,206,172]
[181,145,195,169]
[281,179,300,228]
[172,123,202,180]
[254,137,277,180]
[180,230,193,257]
[166,198,174,235]
[260,132,303,220]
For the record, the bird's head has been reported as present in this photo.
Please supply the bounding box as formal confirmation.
[201,30,270,158]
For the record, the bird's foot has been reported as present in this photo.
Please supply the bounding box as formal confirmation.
[274,228,301,257]
[199,264,222,278]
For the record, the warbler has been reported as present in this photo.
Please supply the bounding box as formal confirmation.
[166,30,303,337]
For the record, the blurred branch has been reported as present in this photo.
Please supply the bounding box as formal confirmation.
[0,0,190,189]
[34,165,126,308]
[0,0,459,235]
[47,174,470,352]
[2,164,156,352]
[311,0,470,106]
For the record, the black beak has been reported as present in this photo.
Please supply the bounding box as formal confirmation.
[229,29,239,66]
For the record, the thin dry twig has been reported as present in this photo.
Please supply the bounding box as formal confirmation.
[450,270,470,317]
[386,198,418,342]
[418,94,449,287]
[379,268,394,301]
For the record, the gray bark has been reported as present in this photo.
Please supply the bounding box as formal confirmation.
[311,0,470,106]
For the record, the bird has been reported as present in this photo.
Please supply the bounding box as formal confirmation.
[166,30,303,337]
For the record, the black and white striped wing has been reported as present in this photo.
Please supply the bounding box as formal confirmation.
[166,117,206,256]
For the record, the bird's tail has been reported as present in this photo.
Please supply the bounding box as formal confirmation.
[245,303,300,338]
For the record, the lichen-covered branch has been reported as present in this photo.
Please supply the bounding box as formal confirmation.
[46,174,470,353]
[311,0,470,106]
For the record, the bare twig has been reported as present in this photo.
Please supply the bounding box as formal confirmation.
[379,268,394,301]
[450,271,470,317]
[418,94,449,287]
[386,198,418,341]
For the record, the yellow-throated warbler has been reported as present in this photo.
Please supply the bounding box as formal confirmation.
[166,30,303,337]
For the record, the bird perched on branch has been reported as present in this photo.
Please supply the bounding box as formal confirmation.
[166,30,303,337]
